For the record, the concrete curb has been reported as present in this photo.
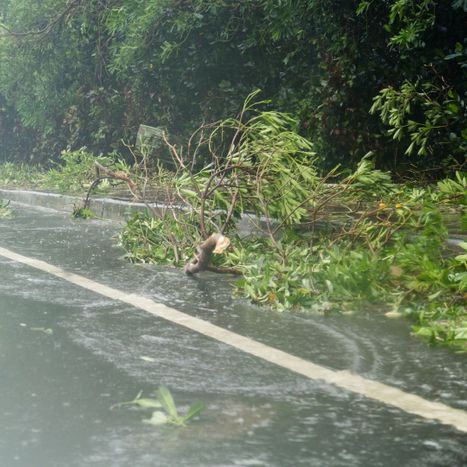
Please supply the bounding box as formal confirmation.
[0,188,167,221]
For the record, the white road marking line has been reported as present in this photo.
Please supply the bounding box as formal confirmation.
[0,245,466,433]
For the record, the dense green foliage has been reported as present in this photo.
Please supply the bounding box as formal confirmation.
[121,173,466,350]
[121,102,319,265]
[0,0,465,174]
[116,106,466,351]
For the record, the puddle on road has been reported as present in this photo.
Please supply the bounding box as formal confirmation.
[0,204,466,466]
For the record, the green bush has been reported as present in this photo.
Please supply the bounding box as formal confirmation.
[42,148,113,193]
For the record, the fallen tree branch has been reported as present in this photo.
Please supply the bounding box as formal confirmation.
[206,265,243,275]
[79,161,140,212]
[94,161,139,199]
[184,233,231,274]
[83,176,106,210]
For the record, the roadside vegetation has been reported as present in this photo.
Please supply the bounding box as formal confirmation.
[0,149,120,194]
[0,1,465,350]
[118,103,467,352]
[0,1,464,175]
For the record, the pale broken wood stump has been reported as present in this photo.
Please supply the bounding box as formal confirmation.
[184,233,240,275]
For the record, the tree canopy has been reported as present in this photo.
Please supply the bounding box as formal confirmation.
[0,0,465,176]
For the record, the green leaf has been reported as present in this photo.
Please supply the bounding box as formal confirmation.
[184,401,206,422]
[157,385,178,418]
[110,391,162,410]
